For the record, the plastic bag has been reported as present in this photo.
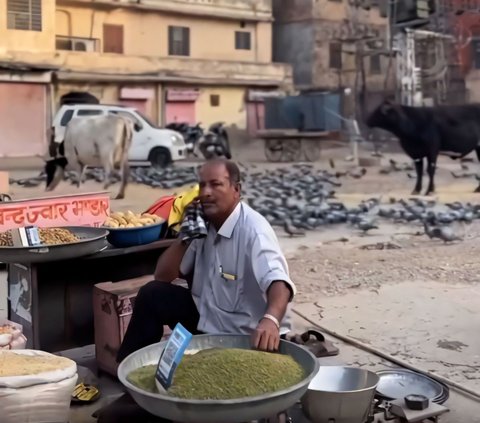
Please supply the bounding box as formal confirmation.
[0,320,27,350]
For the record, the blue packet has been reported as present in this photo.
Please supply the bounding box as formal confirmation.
[11,226,42,247]
[155,323,193,391]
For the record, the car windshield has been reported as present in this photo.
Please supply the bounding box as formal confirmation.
[135,110,159,128]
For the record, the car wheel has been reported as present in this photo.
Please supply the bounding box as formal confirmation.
[149,147,171,169]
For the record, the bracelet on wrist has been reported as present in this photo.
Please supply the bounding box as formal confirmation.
[262,313,280,329]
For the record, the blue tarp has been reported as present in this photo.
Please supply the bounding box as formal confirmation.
[264,93,342,131]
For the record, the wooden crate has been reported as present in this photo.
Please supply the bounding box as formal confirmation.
[93,275,172,376]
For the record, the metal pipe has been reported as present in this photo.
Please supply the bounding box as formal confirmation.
[56,9,73,37]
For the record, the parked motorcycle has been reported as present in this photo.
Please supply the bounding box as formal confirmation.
[166,122,204,156]
[198,122,232,160]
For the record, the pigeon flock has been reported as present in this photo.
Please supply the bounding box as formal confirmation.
[9,163,478,242]
[10,167,199,190]
[240,165,473,241]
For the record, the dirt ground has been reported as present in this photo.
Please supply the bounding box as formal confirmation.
[3,142,480,419]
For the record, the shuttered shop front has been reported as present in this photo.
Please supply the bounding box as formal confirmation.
[0,83,48,157]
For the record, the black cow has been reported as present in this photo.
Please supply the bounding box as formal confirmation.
[366,99,480,196]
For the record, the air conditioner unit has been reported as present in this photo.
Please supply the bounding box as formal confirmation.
[73,40,95,52]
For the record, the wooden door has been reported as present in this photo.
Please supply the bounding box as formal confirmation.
[103,24,124,54]
[246,102,265,137]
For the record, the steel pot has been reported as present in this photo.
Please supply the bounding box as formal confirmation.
[301,366,379,423]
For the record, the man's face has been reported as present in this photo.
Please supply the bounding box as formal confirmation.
[198,163,240,222]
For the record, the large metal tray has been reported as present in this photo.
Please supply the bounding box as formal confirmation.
[118,334,319,423]
[0,226,109,263]
[375,369,449,404]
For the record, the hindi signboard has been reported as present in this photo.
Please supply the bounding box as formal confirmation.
[0,192,110,232]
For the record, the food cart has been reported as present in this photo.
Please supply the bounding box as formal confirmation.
[257,129,340,163]
[0,192,173,352]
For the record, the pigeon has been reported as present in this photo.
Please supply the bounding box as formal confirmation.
[423,222,463,243]
[283,219,306,237]
[379,167,392,175]
[356,219,379,234]
[445,202,464,211]
[451,170,474,178]
[348,168,367,179]
[389,159,414,172]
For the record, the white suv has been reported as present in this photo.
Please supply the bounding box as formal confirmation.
[51,104,187,168]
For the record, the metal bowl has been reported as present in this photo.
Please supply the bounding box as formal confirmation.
[0,226,108,263]
[375,369,449,404]
[117,334,319,423]
[302,366,380,423]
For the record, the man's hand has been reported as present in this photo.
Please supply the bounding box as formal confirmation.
[251,318,280,352]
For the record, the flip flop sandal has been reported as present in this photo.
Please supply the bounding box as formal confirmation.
[286,329,339,357]
[72,382,101,404]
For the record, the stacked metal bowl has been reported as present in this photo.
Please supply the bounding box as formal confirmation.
[375,369,450,405]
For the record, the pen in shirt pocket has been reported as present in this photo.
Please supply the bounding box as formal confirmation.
[219,265,237,281]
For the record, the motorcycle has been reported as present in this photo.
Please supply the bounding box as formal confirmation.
[166,122,204,156]
[197,122,232,160]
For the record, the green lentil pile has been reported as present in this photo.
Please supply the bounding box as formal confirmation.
[127,348,305,400]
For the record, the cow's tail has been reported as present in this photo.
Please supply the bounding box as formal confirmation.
[124,119,133,152]
[115,118,133,200]
[114,119,133,165]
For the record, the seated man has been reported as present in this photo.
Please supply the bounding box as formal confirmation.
[117,159,296,362]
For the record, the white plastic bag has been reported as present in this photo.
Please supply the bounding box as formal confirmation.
[0,319,27,350]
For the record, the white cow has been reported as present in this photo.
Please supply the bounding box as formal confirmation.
[45,114,133,200]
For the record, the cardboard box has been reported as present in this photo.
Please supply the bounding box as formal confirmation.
[93,275,172,376]
[0,171,9,195]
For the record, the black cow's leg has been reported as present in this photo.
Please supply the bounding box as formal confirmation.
[425,157,436,196]
[412,158,423,195]
[475,147,480,193]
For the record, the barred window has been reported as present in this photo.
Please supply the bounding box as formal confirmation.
[329,42,342,69]
[7,0,42,31]
[168,26,190,56]
[235,31,251,50]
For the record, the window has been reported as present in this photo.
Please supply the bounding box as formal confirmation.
[103,24,124,54]
[109,110,143,131]
[7,0,42,31]
[168,26,190,56]
[329,42,342,69]
[235,31,251,50]
[370,54,381,74]
[77,110,103,116]
[210,94,220,107]
[60,110,74,127]
[472,38,480,70]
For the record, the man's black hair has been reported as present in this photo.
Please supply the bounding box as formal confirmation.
[200,159,241,184]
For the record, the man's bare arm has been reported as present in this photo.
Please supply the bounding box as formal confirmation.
[252,281,292,351]
[154,239,189,282]
[265,281,292,322]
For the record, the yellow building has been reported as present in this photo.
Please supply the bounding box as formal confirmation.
[0,0,292,157]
